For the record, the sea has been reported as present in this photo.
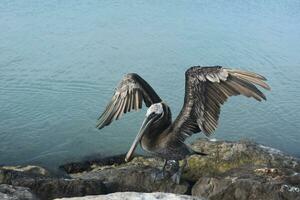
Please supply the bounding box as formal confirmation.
[0,0,299,170]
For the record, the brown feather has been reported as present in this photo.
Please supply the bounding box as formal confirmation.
[171,66,270,141]
[96,73,162,129]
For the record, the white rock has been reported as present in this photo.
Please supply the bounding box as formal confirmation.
[55,192,204,200]
[209,138,217,142]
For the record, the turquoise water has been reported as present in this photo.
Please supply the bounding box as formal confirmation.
[0,1,300,170]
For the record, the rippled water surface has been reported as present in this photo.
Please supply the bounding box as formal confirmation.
[0,1,300,170]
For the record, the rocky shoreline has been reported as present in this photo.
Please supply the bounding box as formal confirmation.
[1,139,299,200]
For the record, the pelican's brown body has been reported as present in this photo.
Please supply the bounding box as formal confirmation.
[139,102,171,154]
[96,66,270,181]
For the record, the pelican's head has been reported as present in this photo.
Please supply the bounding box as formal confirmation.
[125,103,164,162]
[146,103,164,117]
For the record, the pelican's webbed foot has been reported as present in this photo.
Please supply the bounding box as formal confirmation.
[171,170,181,184]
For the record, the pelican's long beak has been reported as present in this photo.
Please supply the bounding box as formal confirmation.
[125,114,156,162]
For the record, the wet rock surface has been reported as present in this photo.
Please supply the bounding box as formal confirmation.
[1,139,299,199]
[59,154,127,174]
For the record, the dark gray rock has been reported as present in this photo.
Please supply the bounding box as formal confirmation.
[192,177,300,200]
[11,178,106,200]
[0,184,37,200]
[59,154,127,174]
[0,165,51,185]
[0,165,106,200]
[70,157,189,194]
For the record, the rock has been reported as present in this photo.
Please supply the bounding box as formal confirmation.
[61,139,299,200]
[0,165,51,185]
[2,139,299,200]
[188,139,300,200]
[70,157,189,194]
[185,139,300,181]
[192,177,300,200]
[1,166,50,177]
[191,177,232,198]
[11,178,106,200]
[0,184,37,200]
[54,192,205,200]
[60,154,127,174]
[0,165,106,199]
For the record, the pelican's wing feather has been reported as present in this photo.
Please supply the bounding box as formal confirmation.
[171,66,270,141]
[96,73,161,129]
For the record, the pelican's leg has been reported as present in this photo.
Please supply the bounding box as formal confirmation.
[162,159,167,171]
[171,159,187,184]
[151,159,168,182]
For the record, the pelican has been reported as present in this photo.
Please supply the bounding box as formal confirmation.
[96,66,270,183]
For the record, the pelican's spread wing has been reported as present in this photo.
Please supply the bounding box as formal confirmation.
[96,73,162,129]
[172,66,270,141]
